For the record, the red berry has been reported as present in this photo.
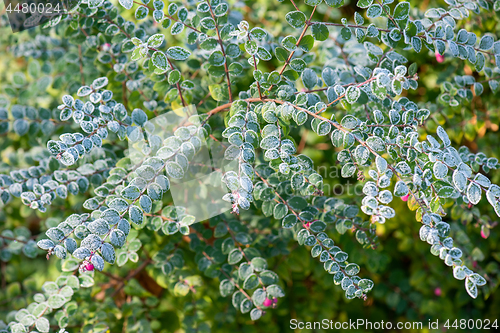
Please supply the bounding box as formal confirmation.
[263,297,272,307]
[86,263,94,271]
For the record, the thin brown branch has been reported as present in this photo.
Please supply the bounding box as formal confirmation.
[206,0,233,102]
[268,5,318,92]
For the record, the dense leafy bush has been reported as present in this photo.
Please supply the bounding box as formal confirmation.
[1,0,500,332]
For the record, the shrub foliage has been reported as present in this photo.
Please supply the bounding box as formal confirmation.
[0,0,500,332]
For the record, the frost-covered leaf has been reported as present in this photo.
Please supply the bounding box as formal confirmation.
[394,181,409,197]
[286,11,306,29]
[465,276,478,298]
[467,182,482,205]
[167,47,191,60]
[479,35,494,51]
[119,0,133,10]
[345,86,360,104]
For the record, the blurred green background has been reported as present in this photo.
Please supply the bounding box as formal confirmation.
[1,0,500,332]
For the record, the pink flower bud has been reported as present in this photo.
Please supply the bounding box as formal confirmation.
[434,288,441,296]
[85,263,94,271]
[401,194,410,202]
[263,297,272,307]
[473,261,477,269]
[481,229,488,239]
[435,50,444,63]
[273,298,278,304]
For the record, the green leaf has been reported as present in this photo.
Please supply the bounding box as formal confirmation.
[250,27,268,40]
[341,163,356,177]
[209,84,230,101]
[345,86,360,104]
[393,2,410,20]
[273,203,288,219]
[467,182,481,205]
[266,284,285,297]
[340,115,358,129]
[214,3,229,16]
[129,206,144,225]
[298,35,315,52]
[282,214,298,228]
[358,279,374,292]
[366,4,382,18]
[119,0,133,10]
[345,263,360,275]
[301,68,318,90]
[209,50,226,66]
[220,279,234,297]
[309,221,326,233]
[282,36,297,51]
[147,34,164,48]
[357,0,373,8]
[288,196,307,210]
[324,0,344,7]
[135,6,149,20]
[239,263,254,280]
[101,243,116,264]
[291,58,307,72]
[465,276,478,298]
[240,299,253,313]
[479,35,494,51]
[312,24,329,41]
[268,71,281,85]
[200,17,216,30]
[366,136,385,151]
[228,248,243,265]
[251,257,268,272]
[275,47,288,62]
[117,251,128,266]
[36,317,50,333]
[171,22,185,35]
[167,46,191,60]
[151,51,168,72]
[243,274,259,289]
[305,0,322,5]
[437,186,454,198]
[285,11,307,29]
[168,70,181,84]
[13,119,29,136]
[394,181,409,197]
[250,308,263,320]
[174,282,190,296]
[48,294,67,309]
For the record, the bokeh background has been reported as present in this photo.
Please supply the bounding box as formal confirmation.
[1,0,500,332]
